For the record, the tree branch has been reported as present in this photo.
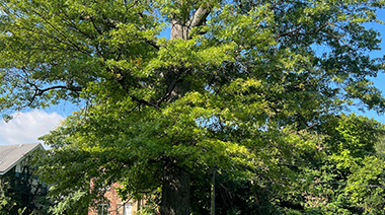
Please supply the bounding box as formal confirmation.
[27,83,83,106]
[31,9,92,56]
[187,4,211,28]
[116,76,158,108]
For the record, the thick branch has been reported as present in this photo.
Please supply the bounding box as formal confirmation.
[171,4,212,40]
[27,84,83,106]
[187,5,211,28]
[35,85,83,96]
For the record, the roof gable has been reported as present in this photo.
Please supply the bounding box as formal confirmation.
[0,143,43,175]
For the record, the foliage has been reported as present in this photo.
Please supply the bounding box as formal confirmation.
[0,182,14,215]
[0,0,385,214]
[0,167,49,215]
[281,114,385,214]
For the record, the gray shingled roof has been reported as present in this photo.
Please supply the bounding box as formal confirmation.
[0,143,43,175]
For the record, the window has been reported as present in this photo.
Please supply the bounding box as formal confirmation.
[123,203,132,215]
[97,204,109,215]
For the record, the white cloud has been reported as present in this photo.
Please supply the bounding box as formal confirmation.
[0,110,64,145]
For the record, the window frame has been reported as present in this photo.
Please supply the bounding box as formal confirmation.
[97,203,109,215]
[123,202,133,215]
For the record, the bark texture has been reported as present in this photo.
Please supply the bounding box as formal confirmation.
[161,22,192,215]
[160,4,211,215]
[160,160,191,215]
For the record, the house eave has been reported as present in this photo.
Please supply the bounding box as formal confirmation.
[0,143,44,176]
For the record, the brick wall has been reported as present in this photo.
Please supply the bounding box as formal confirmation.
[88,183,141,215]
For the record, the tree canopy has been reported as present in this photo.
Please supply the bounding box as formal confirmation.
[1,0,385,214]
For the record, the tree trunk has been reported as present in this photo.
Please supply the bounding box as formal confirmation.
[171,20,189,40]
[160,160,191,215]
[160,16,191,215]
[160,5,210,213]
[160,22,191,214]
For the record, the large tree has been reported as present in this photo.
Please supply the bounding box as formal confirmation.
[1,0,385,214]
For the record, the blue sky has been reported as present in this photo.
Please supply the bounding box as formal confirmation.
[348,9,385,123]
[1,8,385,145]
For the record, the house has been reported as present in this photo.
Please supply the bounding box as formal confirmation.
[88,183,145,215]
[0,143,43,177]
[0,143,48,215]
